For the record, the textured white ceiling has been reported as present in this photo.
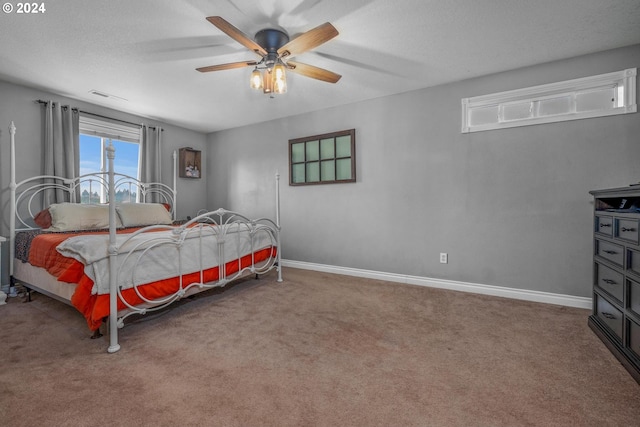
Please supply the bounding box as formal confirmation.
[1,0,639,133]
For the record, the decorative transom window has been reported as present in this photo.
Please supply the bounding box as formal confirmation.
[461,68,637,133]
[289,129,356,186]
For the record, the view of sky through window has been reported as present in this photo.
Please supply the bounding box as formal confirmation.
[79,134,139,178]
[79,134,140,203]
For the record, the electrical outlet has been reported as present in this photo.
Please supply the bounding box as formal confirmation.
[440,253,448,264]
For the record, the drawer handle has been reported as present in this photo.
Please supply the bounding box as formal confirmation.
[603,250,618,255]
[600,223,612,228]
[602,312,617,320]
[602,279,617,285]
[622,227,637,232]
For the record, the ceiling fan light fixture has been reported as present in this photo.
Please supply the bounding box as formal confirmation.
[272,62,287,94]
[199,17,340,95]
[250,67,263,90]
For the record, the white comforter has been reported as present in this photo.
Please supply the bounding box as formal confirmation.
[56,223,275,295]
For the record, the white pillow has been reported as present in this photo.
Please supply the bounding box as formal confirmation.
[47,203,117,232]
[116,203,173,227]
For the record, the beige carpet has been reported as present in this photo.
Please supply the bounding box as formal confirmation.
[1,267,639,427]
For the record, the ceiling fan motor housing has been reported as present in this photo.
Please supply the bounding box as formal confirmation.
[255,29,289,52]
[255,29,289,66]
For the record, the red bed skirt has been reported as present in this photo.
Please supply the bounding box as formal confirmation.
[71,247,276,331]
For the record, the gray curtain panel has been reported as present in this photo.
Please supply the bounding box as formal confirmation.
[139,125,162,203]
[43,101,80,205]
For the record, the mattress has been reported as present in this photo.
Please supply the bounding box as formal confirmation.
[13,225,277,331]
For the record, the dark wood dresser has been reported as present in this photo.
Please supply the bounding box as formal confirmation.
[589,186,640,384]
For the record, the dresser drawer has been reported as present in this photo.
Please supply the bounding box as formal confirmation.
[595,215,614,237]
[628,248,640,278]
[595,293,623,341]
[595,239,625,268]
[628,278,640,318]
[594,262,624,302]
[616,218,640,244]
[628,319,640,361]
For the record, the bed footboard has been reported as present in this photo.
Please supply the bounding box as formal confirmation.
[110,209,281,326]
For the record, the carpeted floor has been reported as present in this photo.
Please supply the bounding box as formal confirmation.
[1,267,639,427]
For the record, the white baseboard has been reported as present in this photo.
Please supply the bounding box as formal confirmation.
[280,259,592,309]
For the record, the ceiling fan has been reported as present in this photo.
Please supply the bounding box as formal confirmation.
[196,16,341,95]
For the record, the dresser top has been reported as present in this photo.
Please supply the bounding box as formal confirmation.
[590,185,640,198]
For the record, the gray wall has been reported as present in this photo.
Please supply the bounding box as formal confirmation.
[0,81,208,289]
[1,45,638,298]
[208,44,640,298]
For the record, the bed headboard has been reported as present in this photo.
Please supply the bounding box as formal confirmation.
[8,121,177,273]
[12,172,176,230]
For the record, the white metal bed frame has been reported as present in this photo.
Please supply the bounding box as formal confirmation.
[8,121,282,353]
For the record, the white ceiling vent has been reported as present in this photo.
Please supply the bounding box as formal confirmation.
[89,90,128,102]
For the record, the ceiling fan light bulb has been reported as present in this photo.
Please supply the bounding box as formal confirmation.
[250,68,263,90]
[273,63,287,94]
[273,62,285,80]
[274,78,287,94]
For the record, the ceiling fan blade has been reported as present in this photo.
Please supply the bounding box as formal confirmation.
[206,16,267,57]
[196,61,257,73]
[277,22,338,58]
[286,61,341,83]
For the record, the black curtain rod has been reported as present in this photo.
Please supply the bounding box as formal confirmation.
[35,99,163,131]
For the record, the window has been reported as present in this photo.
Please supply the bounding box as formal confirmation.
[461,68,637,133]
[289,129,356,186]
[79,115,141,203]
